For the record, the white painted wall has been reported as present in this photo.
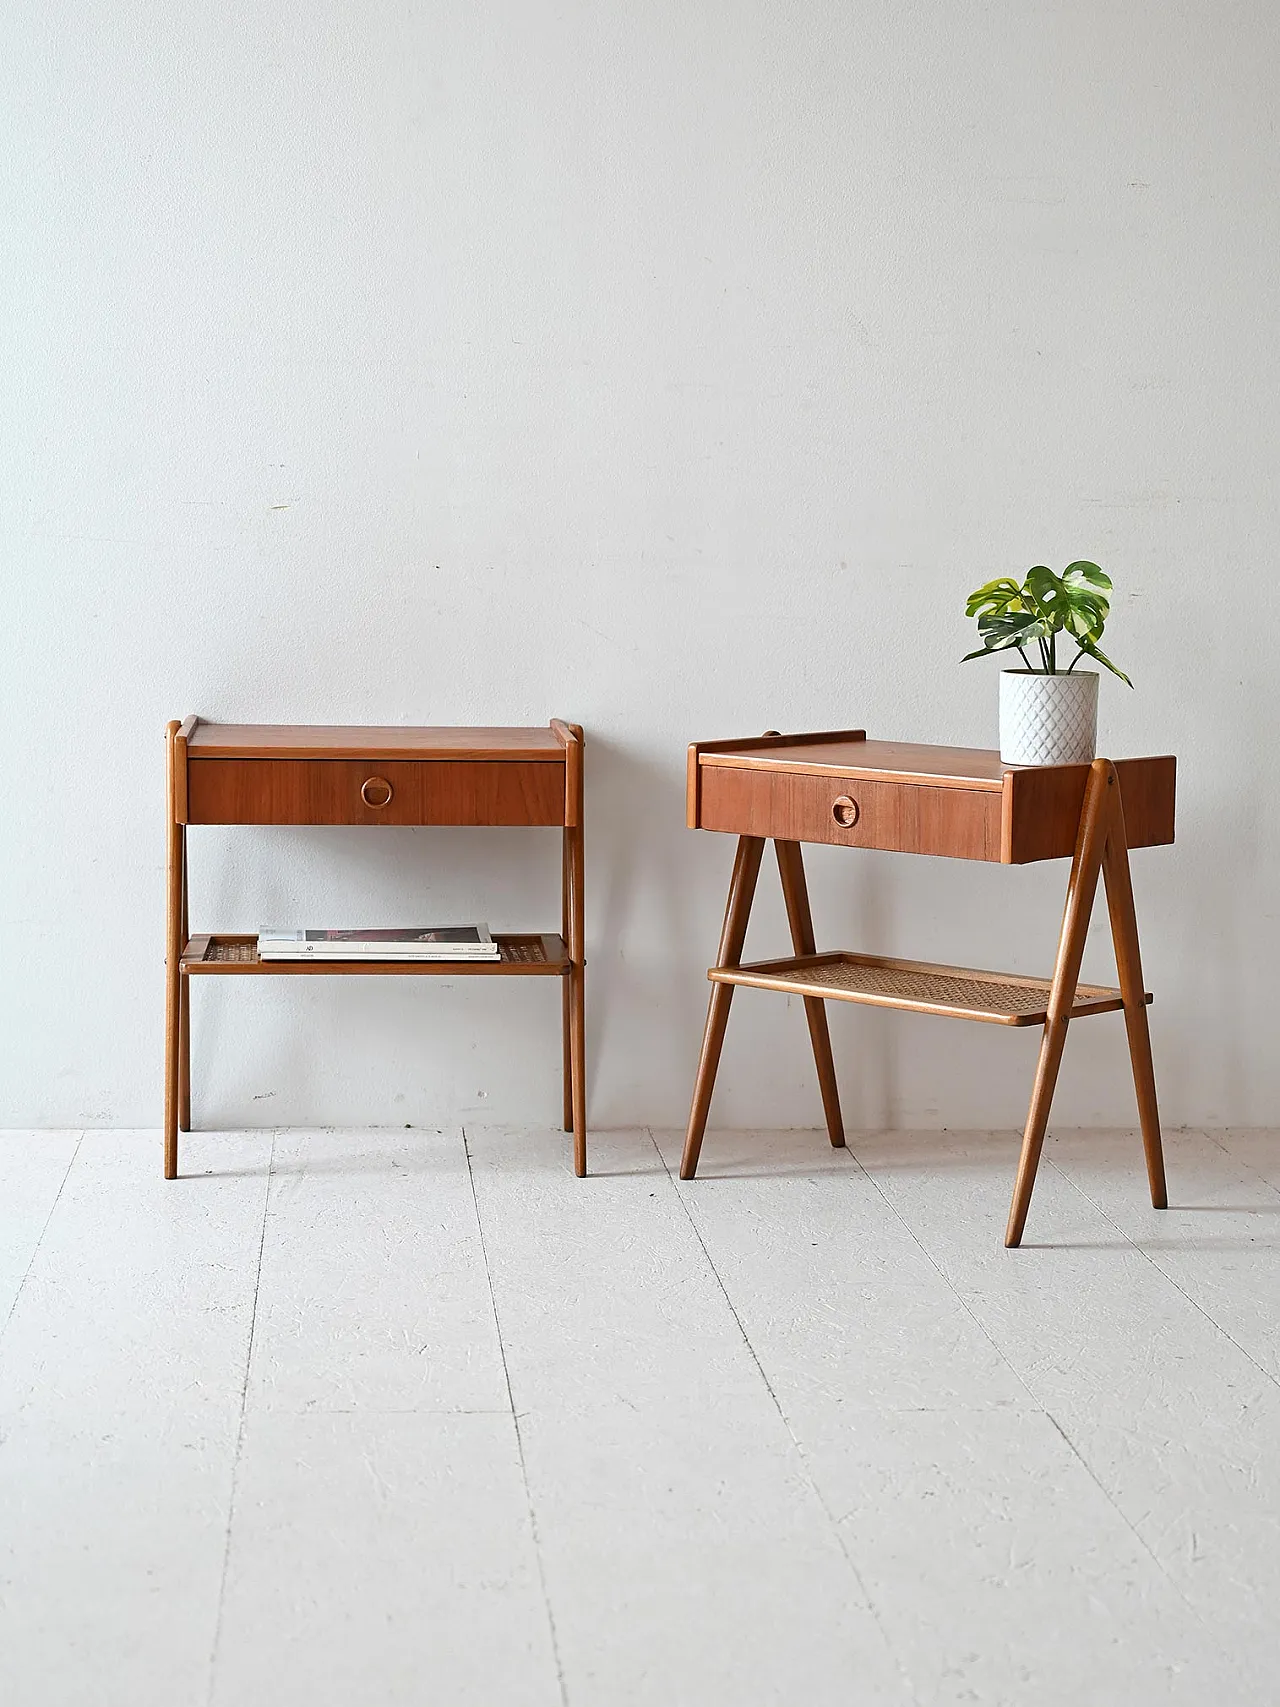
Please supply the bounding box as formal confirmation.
[4,1,1277,1133]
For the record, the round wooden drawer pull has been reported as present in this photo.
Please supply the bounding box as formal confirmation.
[832,795,859,828]
[361,776,394,809]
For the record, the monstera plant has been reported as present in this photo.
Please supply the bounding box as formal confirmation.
[962,562,1131,766]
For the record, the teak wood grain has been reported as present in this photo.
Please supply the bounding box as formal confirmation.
[774,840,845,1148]
[698,735,1002,786]
[681,728,1173,1246]
[1000,756,1175,863]
[165,717,587,1179]
[186,724,565,761]
[699,767,1001,860]
[185,758,566,827]
[690,731,1175,862]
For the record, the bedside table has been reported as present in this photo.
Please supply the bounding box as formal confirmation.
[165,718,586,1178]
[682,730,1175,1245]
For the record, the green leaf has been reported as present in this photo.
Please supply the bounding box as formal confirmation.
[1023,564,1061,601]
[962,632,1037,661]
[964,559,1129,684]
[1074,635,1132,686]
[1064,603,1105,640]
[1062,560,1111,593]
[978,609,1049,642]
[964,577,1025,618]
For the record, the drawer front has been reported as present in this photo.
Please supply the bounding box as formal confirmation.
[698,766,1001,860]
[186,759,566,826]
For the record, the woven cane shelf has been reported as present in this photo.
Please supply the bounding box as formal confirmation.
[181,932,569,976]
[710,951,1150,1027]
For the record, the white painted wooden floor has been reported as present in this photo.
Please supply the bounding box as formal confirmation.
[2,1125,1278,1706]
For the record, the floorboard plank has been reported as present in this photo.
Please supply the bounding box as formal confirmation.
[0,1131,271,1707]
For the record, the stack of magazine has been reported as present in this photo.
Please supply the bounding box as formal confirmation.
[257,926,500,962]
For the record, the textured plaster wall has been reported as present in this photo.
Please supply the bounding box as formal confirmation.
[3,1,1278,1131]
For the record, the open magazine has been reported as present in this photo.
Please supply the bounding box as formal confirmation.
[258,926,499,961]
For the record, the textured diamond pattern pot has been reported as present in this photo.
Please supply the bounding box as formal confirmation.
[999,669,1098,765]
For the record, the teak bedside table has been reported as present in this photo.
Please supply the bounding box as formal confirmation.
[164,718,586,1179]
[682,731,1176,1245]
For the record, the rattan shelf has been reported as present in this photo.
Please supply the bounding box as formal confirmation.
[710,950,1149,1027]
[181,933,569,976]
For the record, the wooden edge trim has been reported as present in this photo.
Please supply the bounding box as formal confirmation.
[694,728,868,758]
[172,716,194,823]
[724,951,846,973]
[708,964,1145,1024]
[180,933,212,969]
[724,948,1138,1000]
[551,720,583,826]
[697,756,1003,790]
[706,966,1034,1025]
[999,773,1015,863]
[540,932,571,969]
[166,722,178,828]
[187,744,566,762]
[687,744,702,828]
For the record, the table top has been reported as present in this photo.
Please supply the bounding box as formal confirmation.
[696,735,1017,788]
[185,722,569,762]
[694,731,1173,789]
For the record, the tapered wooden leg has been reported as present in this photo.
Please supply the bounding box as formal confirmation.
[565,820,587,1175]
[164,722,184,1180]
[561,976,573,1133]
[178,844,191,1132]
[680,835,765,1180]
[569,962,586,1176]
[1102,805,1167,1209]
[561,829,573,1133]
[775,839,844,1148]
[1006,1021,1071,1249]
[1005,760,1113,1247]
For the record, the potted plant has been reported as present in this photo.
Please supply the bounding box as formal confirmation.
[963,561,1132,765]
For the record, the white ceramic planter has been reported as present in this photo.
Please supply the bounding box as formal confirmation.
[999,669,1099,765]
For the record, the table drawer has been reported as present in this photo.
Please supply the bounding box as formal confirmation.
[698,766,1001,860]
[185,759,566,826]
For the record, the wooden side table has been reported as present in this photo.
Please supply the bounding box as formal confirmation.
[682,731,1176,1245]
[164,718,586,1178]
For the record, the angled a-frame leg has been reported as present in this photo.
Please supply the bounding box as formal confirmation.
[775,840,845,1149]
[680,835,847,1179]
[1102,782,1168,1213]
[1005,759,1167,1247]
[680,835,765,1179]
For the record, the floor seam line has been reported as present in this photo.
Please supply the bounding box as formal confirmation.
[1199,1129,1280,1203]
[205,1127,275,1707]
[842,1136,1246,1676]
[653,1129,922,1707]
[834,1133,1050,1415]
[0,1130,83,1346]
[463,1125,569,1707]
[1045,1153,1280,1394]
[998,1152,1256,1669]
